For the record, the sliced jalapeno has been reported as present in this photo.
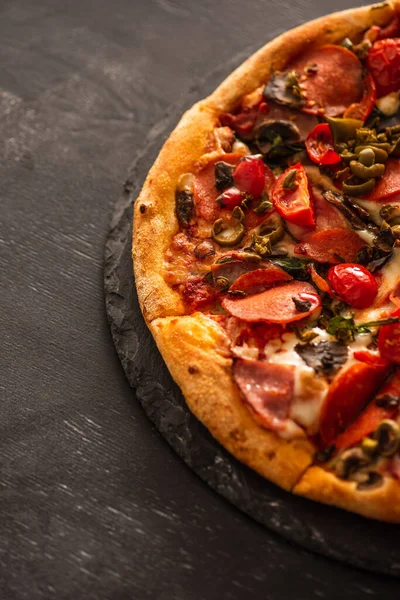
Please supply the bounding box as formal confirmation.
[342,177,375,196]
[258,214,284,246]
[361,436,379,457]
[212,218,245,247]
[353,145,388,163]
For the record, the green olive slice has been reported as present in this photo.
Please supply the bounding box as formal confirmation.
[212,218,245,247]
[327,117,363,144]
[349,161,385,180]
[342,177,376,196]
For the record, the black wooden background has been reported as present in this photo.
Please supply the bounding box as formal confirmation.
[1,1,399,598]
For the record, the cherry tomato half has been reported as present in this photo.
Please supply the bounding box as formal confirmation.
[378,308,400,364]
[233,155,266,197]
[327,263,378,309]
[366,38,400,98]
[305,124,341,165]
[216,187,245,209]
[271,163,315,227]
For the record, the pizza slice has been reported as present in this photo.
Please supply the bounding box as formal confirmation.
[133,1,400,521]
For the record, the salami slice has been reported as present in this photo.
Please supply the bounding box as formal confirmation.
[294,228,367,264]
[233,359,294,430]
[229,265,292,294]
[289,45,364,117]
[222,280,321,323]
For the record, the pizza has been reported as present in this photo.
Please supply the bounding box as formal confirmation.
[133,1,400,522]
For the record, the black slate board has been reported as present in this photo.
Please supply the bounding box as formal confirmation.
[104,57,400,580]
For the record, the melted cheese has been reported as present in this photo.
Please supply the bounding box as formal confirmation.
[356,229,376,245]
[375,247,400,305]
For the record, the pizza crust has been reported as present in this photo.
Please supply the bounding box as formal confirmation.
[133,1,400,520]
[294,465,400,522]
[150,313,315,490]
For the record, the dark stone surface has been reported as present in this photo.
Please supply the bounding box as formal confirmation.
[105,96,400,577]
[3,0,400,598]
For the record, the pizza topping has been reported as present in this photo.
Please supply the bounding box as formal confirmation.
[319,359,390,445]
[216,187,247,210]
[175,190,195,228]
[378,307,400,363]
[222,280,321,323]
[214,161,234,191]
[272,163,315,227]
[343,73,377,122]
[295,228,367,264]
[182,276,215,312]
[194,240,215,260]
[193,153,242,222]
[335,369,400,450]
[263,70,304,110]
[305,124,341,165]
[364,158,400,200]
[294,340,348,376]
[322,189,375,231]
[254,118,301,156]
[366,38,400,98]
[233,359,295,430]
[327,264,378,309]
[229,264,292,295]
[375,91,400,116]
[233,155,266,197]
[211,217,246,247]
[288,45,364,117]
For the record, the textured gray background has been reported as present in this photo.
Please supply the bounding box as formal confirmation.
[2,1,400,598]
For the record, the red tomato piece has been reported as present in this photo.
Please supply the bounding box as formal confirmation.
[217,187,244,210]
[182,276,215,312]
[305,124,341,165]
[229,265,292,294]
[367,38,400,97]
[233,359,295,431]
[327,263,378,309]
[295,229,367,264]
[353,350,391,369]
[319,361,390,446]
[233,155,266,198]
[343,73,376,121]
[378,307,400,364]
[363,159,400,201]
[289,45,364,117]
[272,163,315,227]
[193,153,242,222]
[334,368,400,450]
[222,280,321,324]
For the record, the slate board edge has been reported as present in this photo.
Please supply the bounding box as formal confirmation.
[104,53,400,579]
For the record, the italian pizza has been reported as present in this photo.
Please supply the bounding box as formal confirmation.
[133,1,400,521]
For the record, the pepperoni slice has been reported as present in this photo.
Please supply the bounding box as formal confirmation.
[222,280,321,323]
[289,45,364,117]
[229,265,292,294]
[193,153,242,222]
[181,276,215,312]
[363,159,400,201]
[319,361,390,446]
[233,359,294,430]
[334,369,400,450]
[294,228,367,264]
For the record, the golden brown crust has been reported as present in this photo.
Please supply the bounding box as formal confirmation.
[293,465,400,522]
[150,313,315,490]
[133,1,400,519]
